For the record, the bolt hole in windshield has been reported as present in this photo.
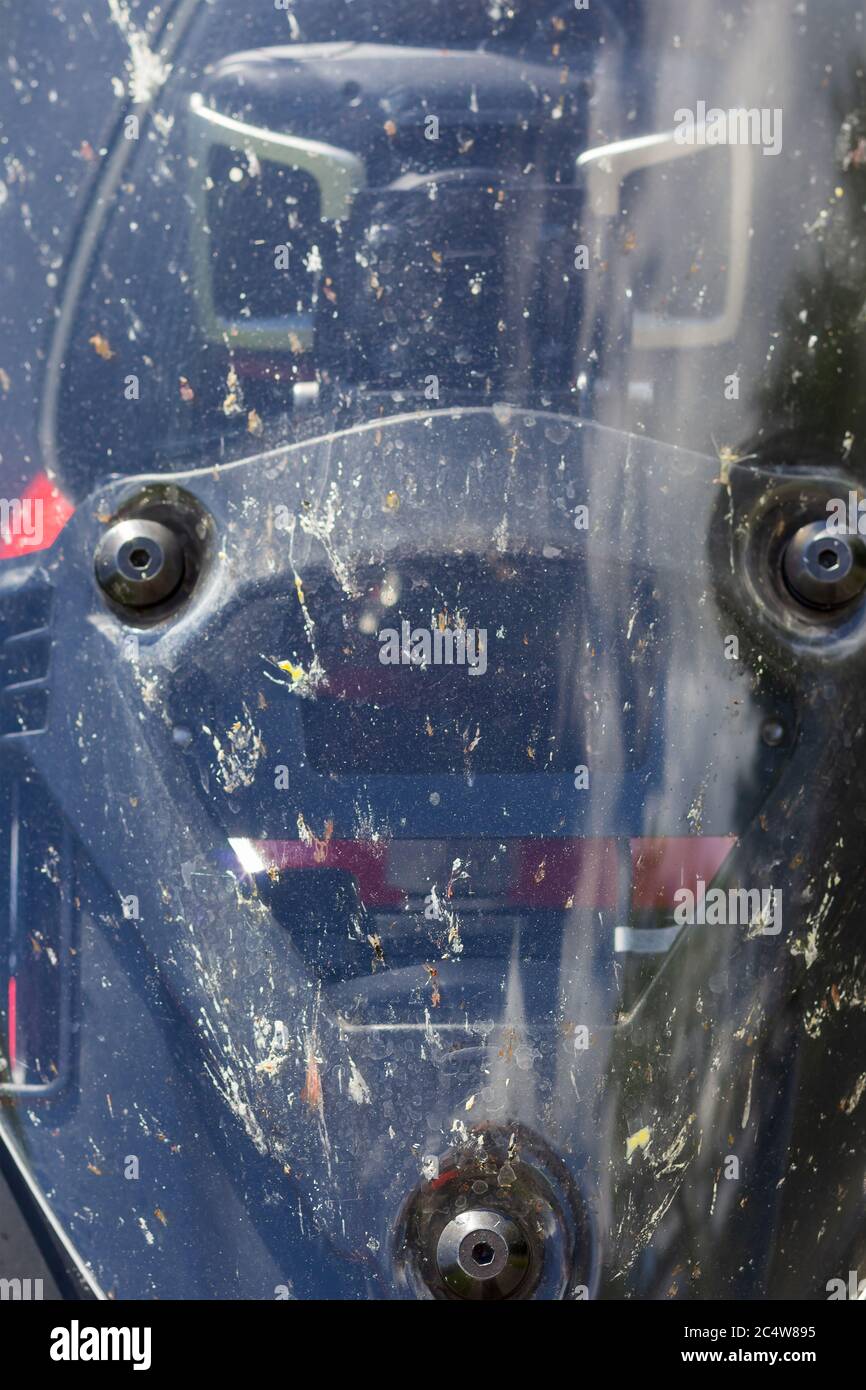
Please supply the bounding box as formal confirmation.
[2,0,866,1306]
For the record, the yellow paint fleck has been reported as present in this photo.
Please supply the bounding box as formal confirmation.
[626,1126,651,1161]
[277,659,304,681]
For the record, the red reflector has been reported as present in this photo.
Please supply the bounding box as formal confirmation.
[0,472,75,560]
[7,976,17,1078]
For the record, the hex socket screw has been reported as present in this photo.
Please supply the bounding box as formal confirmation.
[95,518,186,610]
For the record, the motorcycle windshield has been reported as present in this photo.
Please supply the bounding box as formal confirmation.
[2,0,866,1301]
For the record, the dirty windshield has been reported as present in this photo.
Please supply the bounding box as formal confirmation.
[1,0,865,1313]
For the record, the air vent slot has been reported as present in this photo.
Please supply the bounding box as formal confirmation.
[0,578,53,738]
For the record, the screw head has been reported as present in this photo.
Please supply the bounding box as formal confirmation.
[95,518,185,609]
[761,718,786,748]
[782,520,866,610]
[435,1208,530,1300]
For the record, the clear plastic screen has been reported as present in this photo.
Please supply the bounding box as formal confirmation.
[1,0,865,1302]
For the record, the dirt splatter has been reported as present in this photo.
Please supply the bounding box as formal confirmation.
[88,333,114,361]
[203,706,264,793]
[840,1073,866,1115]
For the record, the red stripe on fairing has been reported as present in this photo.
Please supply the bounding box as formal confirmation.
[0,472,75,560]
[512,838,620,908]
[7,977,17,1077]
[245,836,737,911]
[254,838,405,907]
[630,837,736,908]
